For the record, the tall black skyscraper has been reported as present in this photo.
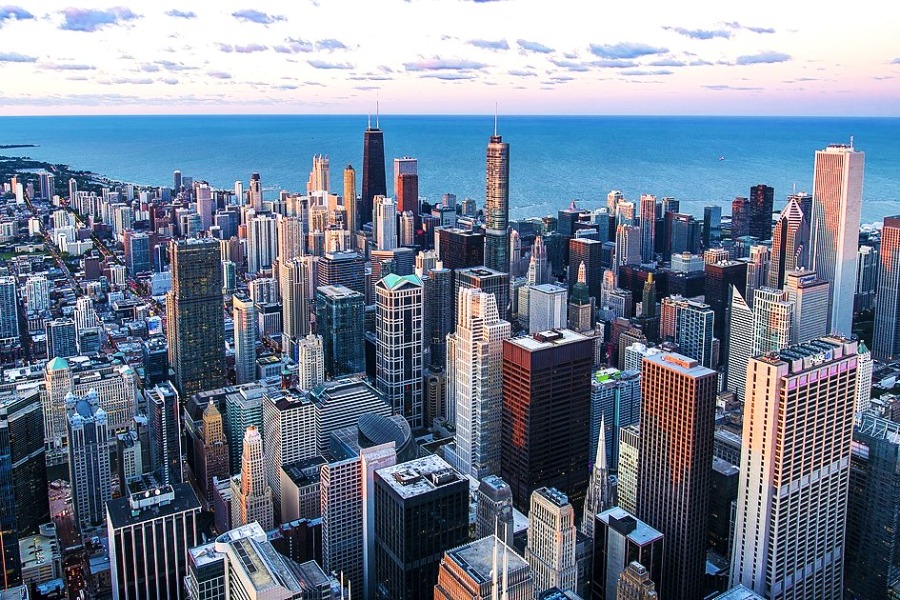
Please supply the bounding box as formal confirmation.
[166,238,226,397]
[361,113,386,226]
[749,184,775,240]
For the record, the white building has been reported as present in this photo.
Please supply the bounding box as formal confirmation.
[296,333,324,391]
[526,487,577,598]
[261,388,316,523]
[230,426,274,531]
[528,284,567,334]
[374,195,397,251]
[232,294,258,385]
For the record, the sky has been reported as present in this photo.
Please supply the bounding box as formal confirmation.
[1,0,899,116]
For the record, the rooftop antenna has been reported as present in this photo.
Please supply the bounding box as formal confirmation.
[792,181,796,195]
[376,97,380,129]
[367,108,371,130]
[494,102,498,136]
[850,135,854,149]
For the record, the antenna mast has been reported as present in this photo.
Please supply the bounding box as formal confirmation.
[494,102,498,136]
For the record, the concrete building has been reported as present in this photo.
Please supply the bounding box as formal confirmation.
[591,508,664,600]
[526,487,577,598]
[230,426,274,531]
[434,535,532,600]
[66,390,111,533]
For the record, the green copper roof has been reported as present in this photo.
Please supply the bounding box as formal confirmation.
[46,356,69,371]
[858,340,869,354]
[379,273,423,290]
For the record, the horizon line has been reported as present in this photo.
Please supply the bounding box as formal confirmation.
[2,112,900,119]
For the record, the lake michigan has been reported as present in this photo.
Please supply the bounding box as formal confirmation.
[1,114,898,224]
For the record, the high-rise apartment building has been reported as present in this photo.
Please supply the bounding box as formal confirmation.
[107,484,200,600]
[262,387,316,522]
[66,390,112,533]
[592,508,664,600]
[344,163,357,235]
[374,195,398,251]
[247,212,279,275]
[845,411,900,600]
[744,245,770,307]
[855,244,878,312]
[361,115,387,226]
[526,487,577,598]
[874,215,900,361]
[230,426,274,531]
[0,276,18,343]
[232,293,257,385]
[147,381,184,485]
[45,318,77,359]
[730,337,858,598]
[784,270,830,345]
[375,273,424,429]
[809,143,865,335]
[638,352,716,600]
[281,255,317,344]
[167,238,226,397]
[748,184,774,240]
[639,194,657,263]
[374,455,469,599]
[484,128,511,273]
[296,333,324,391]
[423,263,453,369]
[249,172,262,211]
[768,198,809,289]
[448,288,510,478]
[394,157,418,215]
[501,329,593,513]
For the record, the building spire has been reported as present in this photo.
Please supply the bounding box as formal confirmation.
[376,98,380,129]
[578,261,587,285]
[494,102,498,137]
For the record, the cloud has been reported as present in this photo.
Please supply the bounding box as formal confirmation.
[590,42,668,59]
[0,5,33,26]
[620,69,674,76]
[403,58,488,71]
[156,60,196,71]
[42,62,95,70]
[689,59,713,66]
[892,58,900,65]
[726,22,775,34]
[663,26,730,40]
[550,59,589,72]
[563,52,578,59]
[703,84,763,91]
[735,51,791,65]
[418,73,476,80]
[165,9,195,19]
[0,51,36,62]
[354,85,381,90]
[349,74,393,81]
[307,60,354,69]
[316,38,348,51]
[231,9,284,24]
[591,59,638,68]
[161,77,178,85]
[273,38,314,53]
[59,7,139,32]
[508,69,536,77]
[233,43,267,53]
[208,71,232,79]
[140,63,160,72]
[469,39,509,51]
[648,58,686,67]
[517,39,554,54]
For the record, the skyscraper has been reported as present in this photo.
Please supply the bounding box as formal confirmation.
[639,194,657,263]
[705,260,747,341]
[230,425,274,531]
[501,329,593,513]
[437,227,485,270]
[247,212,278,275]
[526,487,577,598]
[361,114,386,227]
[568,237,603,301]
[423,263,453,369]
[672,298,716,368]
[730,337,858,598]
[809,142,865,335]
[751,287,793,354]
[375,274,424,429]
[232,293,258,385]
[280,255,317,345]
[855,244,878,312]
[394,156,419,215]
[748,184,774,240]
[261,387,315,522]
[344,164,358,236]
[743,245,770,307]
[725,286,753,400]
[374,455,469,599]
[107,484,200,600]
[475,475,515,546]
[873,215,900,361]
[0,276,17,347]
[167,238,226,397]
[434,534,532,600]
[592,508,664,600]
[249,171,262,211]
[195,401,229,503]
[638,352,716,600]
[784,270,830,344]
[731,196,749,239]
[767,198,809,289]
[484,125,510,273]
[66,390,112,533]
[147,381,183,485]
[615,562,659,600]
[374,195,398,251]
[316,285,366,378]
[45,318,78,359]
[448,288,510,478]
[845,411,900,600]
[296,333,324,391]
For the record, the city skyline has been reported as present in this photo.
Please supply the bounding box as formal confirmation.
[0,0,898,116]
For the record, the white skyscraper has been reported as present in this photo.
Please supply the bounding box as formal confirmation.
[809,143,864,335]
[296,333,324,391]
[615,224,642,269]
[230,426,274,531]
[784,270,830,345]
[856,341,873,413]
[526,487,577,598]
[528,284,567,334]
[744,245,770,308]
[752,287,794,354]
[730,337,858,598]
[280,255,317,344]
[374,195,397,251]
[261,388,316,523]
[375,273,424,429]
[449,288,511,478]
[232,293,258,385]
[247,213,278,275]
[726,286,753,401]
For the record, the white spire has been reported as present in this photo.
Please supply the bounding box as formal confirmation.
[595,413,608,471]
[491,521,500,600]
[376,98,380,129]
[494,102,498,137]
[501,542,509,600]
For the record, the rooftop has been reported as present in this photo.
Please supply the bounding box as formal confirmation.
[444,535,528,585]
[507,328,588,352]
[107,483,200,529]
[376,454,464,499]
[714,585,767,600]
[597,507,664,546]
[644,351,716,378]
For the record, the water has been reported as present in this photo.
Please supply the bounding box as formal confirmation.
[1,114,898,224]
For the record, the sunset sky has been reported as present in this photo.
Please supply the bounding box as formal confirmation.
[1,0,899,115]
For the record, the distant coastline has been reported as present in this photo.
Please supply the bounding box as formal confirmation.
[0,144,37,149]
